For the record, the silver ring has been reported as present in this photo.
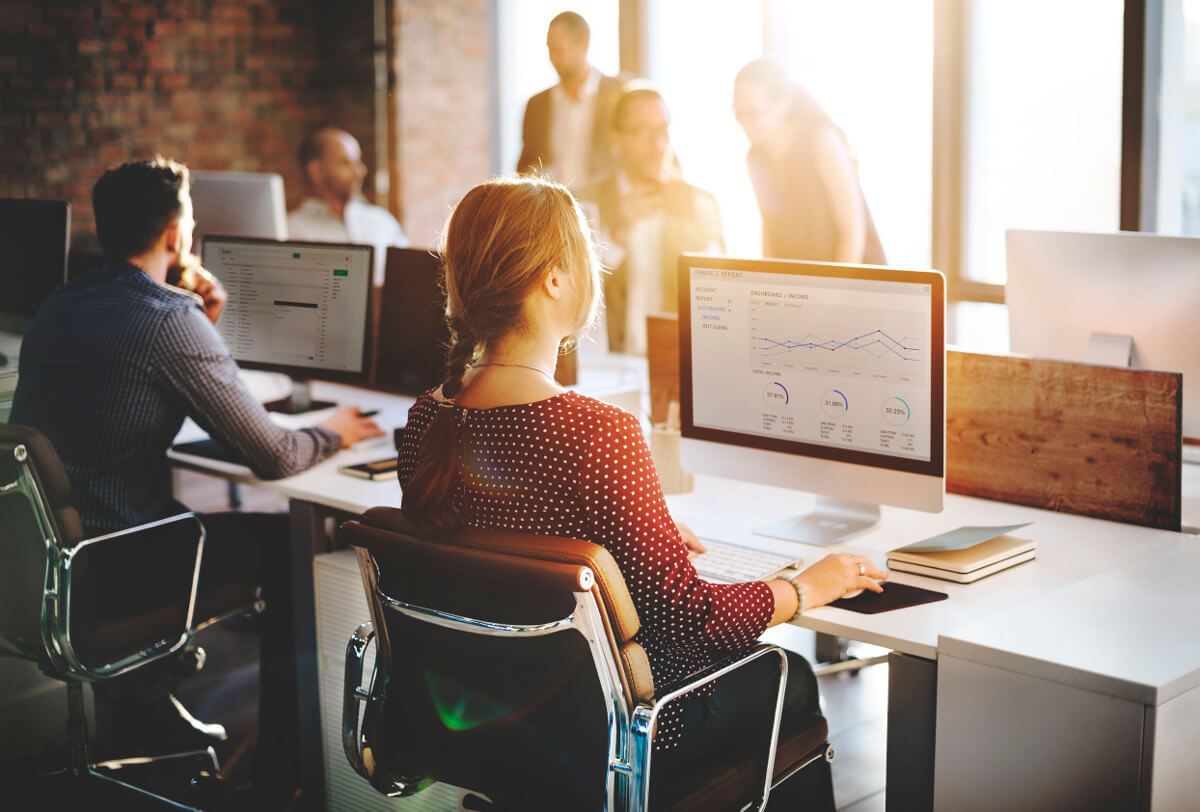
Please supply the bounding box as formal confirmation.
[858,562,865,577]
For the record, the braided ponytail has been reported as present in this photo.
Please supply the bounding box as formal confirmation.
[401,176,602,534]
[401,320,477,533]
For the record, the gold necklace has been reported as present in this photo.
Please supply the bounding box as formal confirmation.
[472,360,555,380]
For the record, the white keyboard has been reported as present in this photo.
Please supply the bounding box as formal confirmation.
[691,539,802,584]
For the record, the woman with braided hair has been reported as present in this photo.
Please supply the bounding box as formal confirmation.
[396,176,883,807]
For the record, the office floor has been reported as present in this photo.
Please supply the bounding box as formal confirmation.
[176,470,890,811]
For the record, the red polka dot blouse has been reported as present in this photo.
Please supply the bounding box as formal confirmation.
[397,389,776,748]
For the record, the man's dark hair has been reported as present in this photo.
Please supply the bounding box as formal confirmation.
[613,85,667,131]
[92,157,189,260]
[549,10,589,40]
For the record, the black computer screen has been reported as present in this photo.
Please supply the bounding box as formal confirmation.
[0,199,70,321]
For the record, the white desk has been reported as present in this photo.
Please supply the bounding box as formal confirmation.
[170,372,1200,812]
[666,474,1196,811]
[933,541,1200,811]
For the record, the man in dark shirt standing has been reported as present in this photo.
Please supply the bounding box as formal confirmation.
[12,157,382,804]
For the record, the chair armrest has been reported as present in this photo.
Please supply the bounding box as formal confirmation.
[626,643,789,812]
[343,621,376,782]
[648,643,788,709]
[46,512,205,681]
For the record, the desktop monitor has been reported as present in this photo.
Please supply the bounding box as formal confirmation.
[201,236,374,413]
[0,198,70,332]
[1006,229,1200,445]
[678,254,945,545]
[189,171,288,254]
[373,246,449,394]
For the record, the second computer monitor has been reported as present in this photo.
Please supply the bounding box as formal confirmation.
[0,198,70,332]
[189,171,288,254]
[1006,229,1200,442]
[202,237,374,409]
[678,254,945,545]
[373,246,449,394]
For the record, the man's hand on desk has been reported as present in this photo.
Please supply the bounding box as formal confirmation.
[322,406,386,448]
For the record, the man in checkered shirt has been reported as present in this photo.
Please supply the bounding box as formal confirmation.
[12,157,383,804]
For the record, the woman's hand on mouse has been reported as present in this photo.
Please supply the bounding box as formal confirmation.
[794,553,888,609]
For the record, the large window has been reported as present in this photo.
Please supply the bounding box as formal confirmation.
[962,0,1124,285]
[1156,0,1200,234]
[494,0,620,176]
[766,0,934,270]
[644,0,765,257]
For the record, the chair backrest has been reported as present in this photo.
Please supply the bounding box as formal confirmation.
[0,424,202,681]
[342,508,649,809]
[0,424,81,670]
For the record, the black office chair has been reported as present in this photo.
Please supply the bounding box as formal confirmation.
[340,508,836,811]
[0,424,223,810]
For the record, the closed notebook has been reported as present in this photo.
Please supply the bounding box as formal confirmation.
[887,534,1037,574]
[887,549,1037,584]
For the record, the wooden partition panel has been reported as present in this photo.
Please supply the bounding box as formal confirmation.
[646,313,680,426]
[946,351,1182,530]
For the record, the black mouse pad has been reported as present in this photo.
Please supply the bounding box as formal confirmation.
[830,582,947,614]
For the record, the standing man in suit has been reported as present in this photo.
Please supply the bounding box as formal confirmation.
[516,11,623,191]
[579,87,725,354]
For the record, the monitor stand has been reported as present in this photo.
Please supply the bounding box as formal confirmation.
[754,497,881,546]
[1083,333,1133,367]
[263,377,336,415]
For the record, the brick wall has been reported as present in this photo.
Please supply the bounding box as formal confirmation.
[392,0,493,249]
[0,0,494,253]
[0,0,378,242]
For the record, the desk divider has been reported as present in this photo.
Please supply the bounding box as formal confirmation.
[946,351,1182,531]
[646,313,680,426]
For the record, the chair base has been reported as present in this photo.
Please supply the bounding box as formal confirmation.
[32,748,223,811]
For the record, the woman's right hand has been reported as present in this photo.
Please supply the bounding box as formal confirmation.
[795,553,889,610]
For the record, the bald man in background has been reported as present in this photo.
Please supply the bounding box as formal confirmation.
[287,127,408,285]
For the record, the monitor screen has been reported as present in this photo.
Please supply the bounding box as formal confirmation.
[202,237,374,382]
[680,256,944,479]
[0,198,70,325]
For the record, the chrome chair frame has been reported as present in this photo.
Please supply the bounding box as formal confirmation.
[1,438,220,811]
[343,548,794,812]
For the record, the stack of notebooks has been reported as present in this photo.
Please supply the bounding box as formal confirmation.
[887,523,1037,584]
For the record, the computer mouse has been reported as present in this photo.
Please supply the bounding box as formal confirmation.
[842,588,865,600]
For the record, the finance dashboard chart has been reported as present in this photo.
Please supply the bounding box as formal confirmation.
[204,240,371,374]
[690,266,933,461]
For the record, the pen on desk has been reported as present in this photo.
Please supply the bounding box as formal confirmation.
[358,409,380,418]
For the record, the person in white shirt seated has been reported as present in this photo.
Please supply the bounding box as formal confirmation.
[578,87,725,354]
[287,126,408,285]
